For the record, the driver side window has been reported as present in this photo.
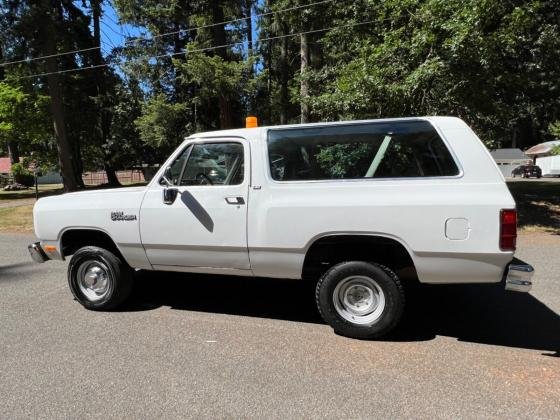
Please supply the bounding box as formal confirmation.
[169,142,244,186]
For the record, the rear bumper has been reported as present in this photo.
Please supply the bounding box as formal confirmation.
[28,242,49,263]
[504,258,534,292]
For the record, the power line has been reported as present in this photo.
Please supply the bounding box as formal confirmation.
[104,2,134,40]
[19,19,377,80]
[124,0,336,45]
[0,0,336,68]
[0,45,101,67]
[101,20,125,40]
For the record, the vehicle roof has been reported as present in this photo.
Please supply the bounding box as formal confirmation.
[186,116,462,140]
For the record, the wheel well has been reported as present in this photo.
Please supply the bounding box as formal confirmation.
[60,229,125,262]
[302,235,418,282]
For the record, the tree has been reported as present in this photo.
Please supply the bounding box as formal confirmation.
[39,0,82,191]
[134,93,190,155]
[550,121,560,139]
[89,0,120,186]
[306,0,560,149]
[0,81,52,166]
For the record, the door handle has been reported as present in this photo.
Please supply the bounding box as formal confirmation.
[225,197,245,205]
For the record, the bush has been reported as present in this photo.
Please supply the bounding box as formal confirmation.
[11,162,30,176]
[10,163,34,186]
[14,174,34,187]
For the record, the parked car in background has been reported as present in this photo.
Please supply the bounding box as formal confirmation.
[511,165,542,178]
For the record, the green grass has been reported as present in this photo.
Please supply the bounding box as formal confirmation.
[506,180,560,233]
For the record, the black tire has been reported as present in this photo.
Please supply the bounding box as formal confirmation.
[315,261,404,339]
[68,246,133,310]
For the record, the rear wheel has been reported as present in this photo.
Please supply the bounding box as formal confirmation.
[68,246,133,310]
[315,261,404,339]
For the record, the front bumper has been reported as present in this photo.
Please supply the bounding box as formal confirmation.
[28,242,49,263]
[504,258,534,292]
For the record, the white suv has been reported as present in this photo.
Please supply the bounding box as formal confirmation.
[29,117,534,339]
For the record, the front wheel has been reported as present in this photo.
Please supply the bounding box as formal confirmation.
[315,261,404,339]
[68,246,133,310]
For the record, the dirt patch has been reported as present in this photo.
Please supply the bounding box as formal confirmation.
[0,205,34,233]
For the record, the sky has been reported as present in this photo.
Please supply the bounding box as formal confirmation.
[93,2,262,60]
[97,3,143,57]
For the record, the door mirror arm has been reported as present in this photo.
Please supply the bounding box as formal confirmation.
[161,166,173,187]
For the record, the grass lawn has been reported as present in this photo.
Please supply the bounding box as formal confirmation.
[506,180,560,233]
[0,184,63,200]
[0,182,147,234]
[0,205,34,233]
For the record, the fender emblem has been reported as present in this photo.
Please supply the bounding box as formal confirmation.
[111,211,137,221]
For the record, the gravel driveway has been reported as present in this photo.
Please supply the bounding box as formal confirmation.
[0,232,558,418]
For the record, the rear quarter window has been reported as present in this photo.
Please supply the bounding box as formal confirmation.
[267,120,459,181]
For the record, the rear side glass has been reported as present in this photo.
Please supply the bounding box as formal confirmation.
[267,120,459,181]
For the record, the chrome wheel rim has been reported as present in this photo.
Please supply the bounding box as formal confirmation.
[333,275,386,326]
[77,260,110,302]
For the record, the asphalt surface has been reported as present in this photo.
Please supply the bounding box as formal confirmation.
[1,233,558,419]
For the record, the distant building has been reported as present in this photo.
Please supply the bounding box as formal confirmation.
[489,148,531,177]
[524,140,560,159]
[0,157,11,175]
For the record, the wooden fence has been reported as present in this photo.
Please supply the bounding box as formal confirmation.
[82,170,146,186]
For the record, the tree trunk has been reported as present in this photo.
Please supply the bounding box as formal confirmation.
[219,96,234,129]
[0,44,14,161]
[91,0,120,186]
[245,0,253,63]
[43,1,80,192]
[245,0,255,114]
[104,163,120,186]
[279,28,289,125]
[7,142,20,164]
[212,3,235,129]
[300,32,310,124]
[0,44,4,80]
[511,128,518,148]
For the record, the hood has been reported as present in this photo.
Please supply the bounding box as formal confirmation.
[62,185,148,197]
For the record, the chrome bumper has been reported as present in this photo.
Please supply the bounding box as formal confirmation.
[504,259,534,293]
[28,242,49,263]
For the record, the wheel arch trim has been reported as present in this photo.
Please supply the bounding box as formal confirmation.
[57,226,130,264]
[301,231,418,277]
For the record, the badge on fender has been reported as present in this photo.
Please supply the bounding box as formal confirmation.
[111,211,137,221]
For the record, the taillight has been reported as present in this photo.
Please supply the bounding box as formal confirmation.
[500,209,517,251]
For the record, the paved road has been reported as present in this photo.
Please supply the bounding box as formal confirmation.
[1,233,558,418]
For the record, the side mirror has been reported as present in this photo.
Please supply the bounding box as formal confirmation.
[163,187,179,205]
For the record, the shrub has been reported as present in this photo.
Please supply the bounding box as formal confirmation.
[10,163,34,186]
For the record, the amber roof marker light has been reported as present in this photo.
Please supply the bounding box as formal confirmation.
[246,116,258,128]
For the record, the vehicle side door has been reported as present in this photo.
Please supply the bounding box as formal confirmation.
[139,138,251,271]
